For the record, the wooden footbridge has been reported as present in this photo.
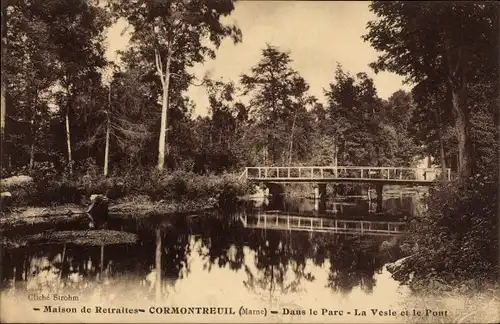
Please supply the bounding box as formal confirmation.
[240,213,406,236]
[240,166,451,185]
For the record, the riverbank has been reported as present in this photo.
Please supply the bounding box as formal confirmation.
[395,280,500,323]
[0,195,223,236]
[386,255,500,323]
[1,170,250,206]
[0,170,252,240]
[1,169,249,211]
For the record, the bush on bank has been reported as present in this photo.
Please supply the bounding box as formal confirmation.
[6,164,251,209]
[393,172,499,292]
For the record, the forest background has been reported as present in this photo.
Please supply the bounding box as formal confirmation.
[0,0,498,292]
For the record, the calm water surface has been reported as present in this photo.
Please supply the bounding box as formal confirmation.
[1,195,417,322]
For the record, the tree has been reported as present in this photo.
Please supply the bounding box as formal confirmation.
[240,44,315,166]
[1,0,109,174]
[363,1,499,177]
[324,66,391,166]
[410,80,456,175]
[1,1,7,144]
[2,1,55,169]
[2,0,112,175]
[197,79,239,172]
[381,90,421,167]
[308,102,347,167]
[190,79,253,173]
[52,0,110,176]
[106,68,156,171]
[76,67,153,175]
[109,0,242,172]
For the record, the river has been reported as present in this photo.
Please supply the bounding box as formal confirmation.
[1,193,427,323]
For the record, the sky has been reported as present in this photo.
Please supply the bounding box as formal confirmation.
[104,1,411,117]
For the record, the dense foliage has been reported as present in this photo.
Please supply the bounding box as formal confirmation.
[364,1,499,290]
[363,1,498,178]
[393,174,499,291]
[7,166,250,209]
[0,0,498,291]
[2,1,423,179]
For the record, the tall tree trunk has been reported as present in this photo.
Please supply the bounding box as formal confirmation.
[29,88,38,170]
[156,49,172,172]
[434,106,447,179]
[1,1,7,146]
[446,45,471,178]
[65,109,73,176]
[288,109,297,165]
[333,138,338,167]
[104,85,111,177]
[451,87,470,178]
[0,68,5,145]
[438,127,447,180]
[29,120,35,170]
[1,81,5,138]
[104,113,110,177]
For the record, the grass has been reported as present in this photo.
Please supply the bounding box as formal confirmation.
[8,230,139,247]
[108,194,217,216]
[396,285,500,323]
[4,169,251,209]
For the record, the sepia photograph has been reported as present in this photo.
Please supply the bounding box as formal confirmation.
[0,0,499,323]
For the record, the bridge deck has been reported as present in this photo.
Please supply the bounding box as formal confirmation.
[240,213,406,236]
[241,166,451,184]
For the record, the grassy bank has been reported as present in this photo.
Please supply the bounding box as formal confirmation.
[396,284,500,324]
[385,171,499,323]
[3,169,252,213]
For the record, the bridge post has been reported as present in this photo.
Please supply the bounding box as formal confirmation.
[360,186,369,198]
[314,183,327,212]
[376,184,384,213]
[266,183,284,201]
[318,183,327,200]
[331,184,339,198]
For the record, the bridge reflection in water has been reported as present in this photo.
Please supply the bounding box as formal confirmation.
[240,212,406,236]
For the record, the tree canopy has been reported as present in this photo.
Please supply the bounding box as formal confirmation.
[2,1,496,181]
[363,1,499,177]
[108,0,242,171]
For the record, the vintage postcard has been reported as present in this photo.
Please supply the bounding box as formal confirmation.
[1,0,498,323]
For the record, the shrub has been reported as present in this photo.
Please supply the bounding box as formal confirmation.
[397,172,499,291]
[8,182,39,207]
[5,166,252,208]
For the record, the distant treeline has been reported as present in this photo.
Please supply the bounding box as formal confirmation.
[1,1,497,181]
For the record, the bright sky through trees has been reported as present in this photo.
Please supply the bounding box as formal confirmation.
[104,1,410,117]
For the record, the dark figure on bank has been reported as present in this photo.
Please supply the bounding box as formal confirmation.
[86,194,109,229]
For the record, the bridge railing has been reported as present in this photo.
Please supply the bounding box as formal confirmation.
[243,166,451,182]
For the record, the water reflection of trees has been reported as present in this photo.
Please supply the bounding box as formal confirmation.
[194,214,245,271]
[243,230,315,297]
[2,216,194,300]
[324,235,389,295]
[190,215,317,297]
[2,211,400,301]
[188,214,395,298]
[110,215,192,280]
[161,223,191,280]
[1,244,152,298]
